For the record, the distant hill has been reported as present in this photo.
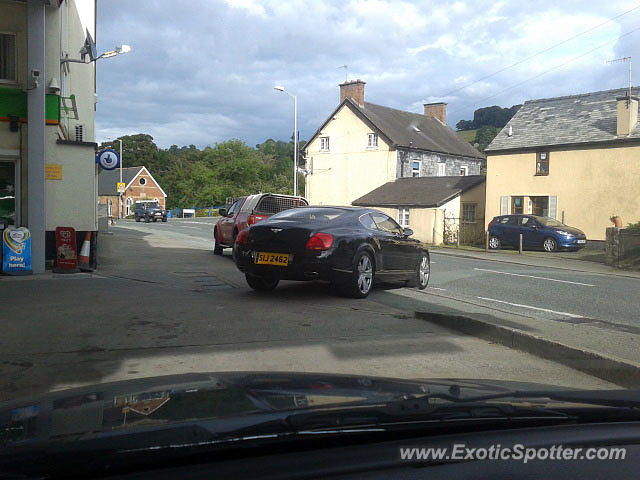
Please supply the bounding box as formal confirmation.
[456,104,521,152]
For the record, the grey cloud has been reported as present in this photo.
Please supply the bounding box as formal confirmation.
[95,0,640,148]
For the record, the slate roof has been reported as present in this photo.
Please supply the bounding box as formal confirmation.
[98,167,143,195]
[352,175,486,207]
[486,87,640,152]
[307,98,485,159]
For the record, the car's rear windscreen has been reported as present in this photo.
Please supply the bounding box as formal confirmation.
[255,195,309,214]
[269,207,347,222]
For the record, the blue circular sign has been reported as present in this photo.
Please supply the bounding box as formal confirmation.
[96,149,120,170]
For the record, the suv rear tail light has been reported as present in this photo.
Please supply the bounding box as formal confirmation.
[306,232,334,251]
[248,214,269,225]
[235,229,249,246]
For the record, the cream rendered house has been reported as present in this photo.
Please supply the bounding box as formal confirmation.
[0,0,99,271]
[303,80,485,208]
[485,87,640,241]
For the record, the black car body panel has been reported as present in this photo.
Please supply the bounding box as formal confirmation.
[234,207,427,284]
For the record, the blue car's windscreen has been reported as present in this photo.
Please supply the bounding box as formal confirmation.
[535,216,565,227]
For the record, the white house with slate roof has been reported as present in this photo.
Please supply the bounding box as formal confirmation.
[303,80,485,209]
[485,86,640,241]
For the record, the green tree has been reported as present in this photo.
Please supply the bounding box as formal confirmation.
[474,125,500,152]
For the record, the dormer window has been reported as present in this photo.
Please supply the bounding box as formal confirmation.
[320,136,330,152]
[367,133,378,148]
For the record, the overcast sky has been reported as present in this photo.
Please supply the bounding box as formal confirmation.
[95,0,640,148]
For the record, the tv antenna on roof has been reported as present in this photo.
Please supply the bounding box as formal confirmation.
[338,64,348,82]
[607,56,632,100]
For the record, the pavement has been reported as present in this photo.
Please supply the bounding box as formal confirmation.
[0,218,621,402]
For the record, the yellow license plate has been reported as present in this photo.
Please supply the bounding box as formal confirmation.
[255,252,289,266]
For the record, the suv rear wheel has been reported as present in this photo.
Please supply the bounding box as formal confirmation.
[135,215,141,222]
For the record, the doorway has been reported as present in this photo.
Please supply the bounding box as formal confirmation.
[530,196,549,217]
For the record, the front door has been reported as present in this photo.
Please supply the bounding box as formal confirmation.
[0,162,17,228]
[511,196,524,215]
[518,215,544,248]
[370,212,412,275]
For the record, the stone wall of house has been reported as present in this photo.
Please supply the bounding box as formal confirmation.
[605,227,640,269]
[396,149,483,178]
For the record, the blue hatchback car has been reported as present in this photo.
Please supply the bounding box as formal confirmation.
[488,214,587,252]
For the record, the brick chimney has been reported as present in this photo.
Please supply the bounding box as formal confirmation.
[339,79,366,107]
[616,95,638,136]
[423,102,447,123]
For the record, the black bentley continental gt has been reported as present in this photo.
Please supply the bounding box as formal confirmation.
[233,206,430,298]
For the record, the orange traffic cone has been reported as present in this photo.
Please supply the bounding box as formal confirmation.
[78,231,93,272]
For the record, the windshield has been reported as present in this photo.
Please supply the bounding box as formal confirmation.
[535,216,566,227]
[2,0,639,470]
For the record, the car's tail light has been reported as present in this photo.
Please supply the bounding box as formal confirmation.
[306,232,334,251]
[488,219,496,228]
[248,214,269,225]
[235,229,249,245]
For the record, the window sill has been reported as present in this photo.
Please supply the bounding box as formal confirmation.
[534,173,549,176]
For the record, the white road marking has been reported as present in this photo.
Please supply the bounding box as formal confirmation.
[473,267,595,287]
[476,296,587,318]
[429,286,447,291]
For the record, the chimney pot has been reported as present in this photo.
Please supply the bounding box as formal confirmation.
[616,95,639,136]
[423,102,447,124]
[339,79,366,107]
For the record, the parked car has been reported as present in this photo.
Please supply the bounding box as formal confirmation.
[213,193,308,254]
[234,206,430,298]
[134,200,167,223]
[488,214,587,252]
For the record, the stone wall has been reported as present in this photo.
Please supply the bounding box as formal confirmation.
[605,227,640,269]
[396,148,483,178]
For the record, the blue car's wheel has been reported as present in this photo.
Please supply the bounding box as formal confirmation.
[543,237,557,252]
[488,236,501,250]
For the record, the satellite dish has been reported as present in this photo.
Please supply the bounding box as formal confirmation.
[80,30,98,62]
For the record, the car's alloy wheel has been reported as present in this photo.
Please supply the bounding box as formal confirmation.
[340,251,374,298]
[488,236,501,249]
[543,237,557,252]
[417,254,430,289]
[213,228,223,255]
[245,273,279,291]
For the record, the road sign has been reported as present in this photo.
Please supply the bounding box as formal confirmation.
[117,182,126,193]
[96,149,120,170]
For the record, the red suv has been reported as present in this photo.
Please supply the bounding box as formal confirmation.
[213,193,308,255]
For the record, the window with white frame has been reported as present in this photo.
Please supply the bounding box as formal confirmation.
[0,33,16,82]
[412,161,421,177]
[460,165,468,176]
[398,208,410,227]
[437,162,446,176]
[126,197,133,216]
[462,203,477,223]
[319,136,330,151]
[367,133,378,148]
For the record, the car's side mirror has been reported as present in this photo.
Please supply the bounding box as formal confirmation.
[218,208,227,217]
[403,228,414,237]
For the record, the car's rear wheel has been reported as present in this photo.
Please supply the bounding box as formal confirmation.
[245,273,279,291]
[407,252,430,289]
[144,216,150,223]
[135,215,141,222]
[488,236,501,249]
[213,228,223,255]
[340,251,374,298]
[543,237,557,252]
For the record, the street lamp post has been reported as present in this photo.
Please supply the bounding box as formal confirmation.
[274,86,298,196]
